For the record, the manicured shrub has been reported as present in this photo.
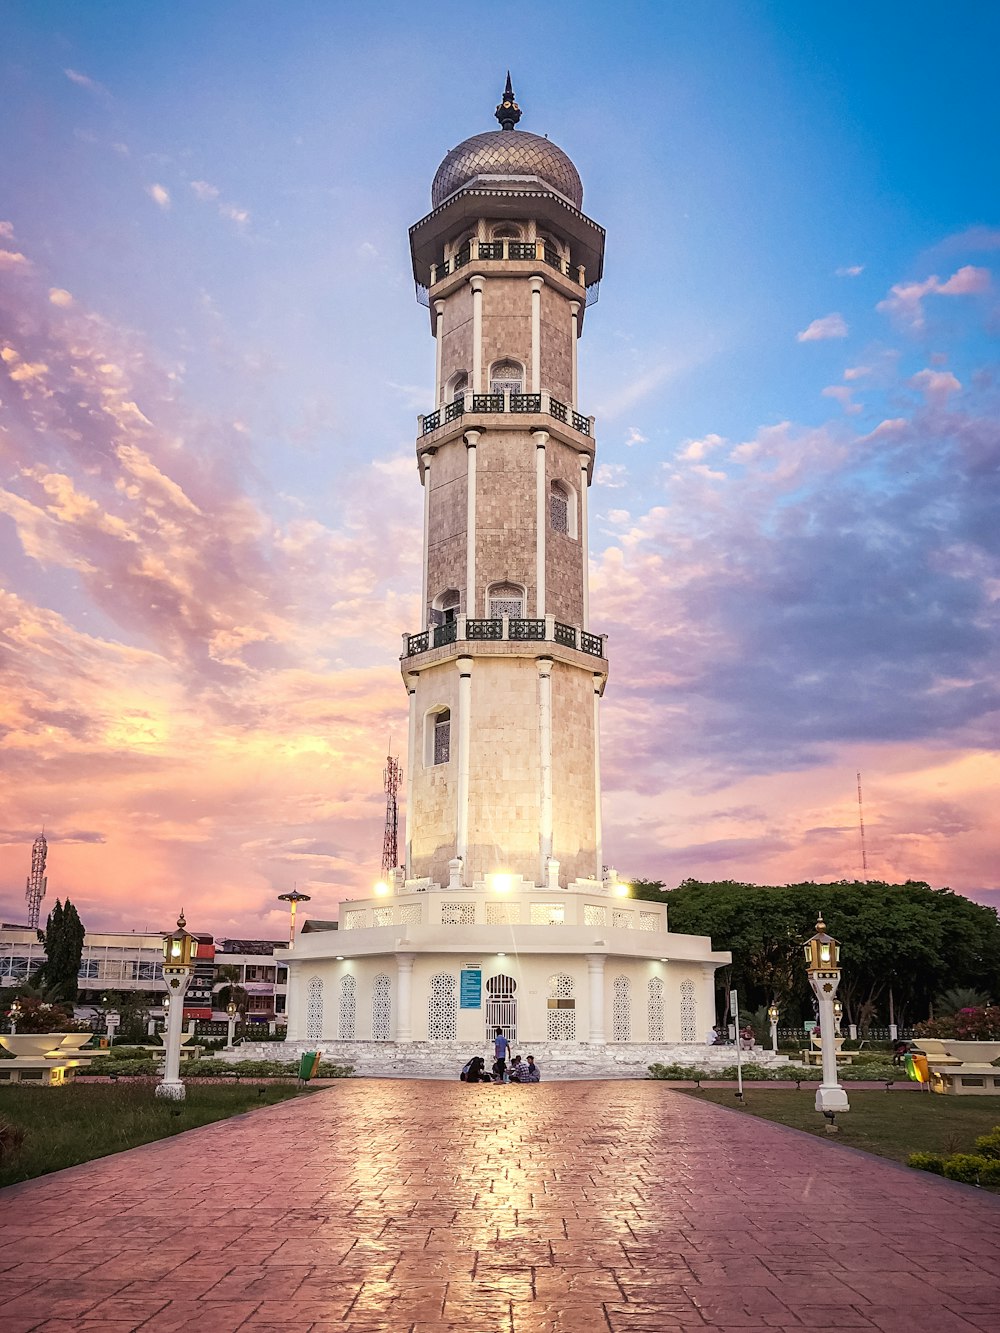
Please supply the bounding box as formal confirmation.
[908,1152,945,1174]
[648,1063,708,1080]
[973,1128,1000,1160]
[941,1153,992,1184]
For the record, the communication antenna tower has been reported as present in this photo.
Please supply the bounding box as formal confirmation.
[856,771,869,881]
[382,747,402,878]
[25,831,48,930]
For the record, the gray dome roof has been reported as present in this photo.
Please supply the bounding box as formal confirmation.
[431,130,583,209]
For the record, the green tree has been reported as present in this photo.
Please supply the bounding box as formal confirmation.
[214,965,249,1014]
[37,899,86,1000]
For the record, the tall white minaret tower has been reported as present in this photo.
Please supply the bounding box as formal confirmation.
[402,76,608,893]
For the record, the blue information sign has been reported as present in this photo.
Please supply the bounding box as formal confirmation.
[460,968,482,1009]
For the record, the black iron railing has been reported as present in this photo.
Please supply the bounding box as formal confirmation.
[454,242,471,269]
[466,618,503,640]
[444,398,464,423]
[431,240,588,287]
[433,621,458,648]
[478,241,503,260]
[421,391,591,437]
[407,630,429,655]
[580,631,603,657]
[510,393,542,413]
[508,241,536,261]
[554,621,577,649]
[509,618,545,641]
[404,618,606,659]
[471,394,504,413]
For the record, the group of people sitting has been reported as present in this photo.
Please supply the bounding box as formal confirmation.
[460,1029,541,1083]
[460,1053,540,1083]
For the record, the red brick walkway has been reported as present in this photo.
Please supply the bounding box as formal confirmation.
[1,1080,998,1332]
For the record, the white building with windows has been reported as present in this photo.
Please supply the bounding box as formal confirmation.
[273,81,738,1078]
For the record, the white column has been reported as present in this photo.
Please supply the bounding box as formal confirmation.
[579,454,590,629]
[465,431,479,615]
[434,300,446,407]
[569,300,580,408]
[586,953,606,1044]
[156,971,192,1100]
[395,952,415,1042]
[593,674,604,881]
[538,657,554,885]
[456,655,473,880]
[530,275,544,392]
[470,276,485,392]
[405,673,418,878]
[420,451,434,624]
[534,430,548,616]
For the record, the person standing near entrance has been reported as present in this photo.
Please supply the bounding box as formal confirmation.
[493,1027,510,1079]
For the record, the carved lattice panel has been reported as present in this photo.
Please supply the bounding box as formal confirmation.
[486,902,520,925]
[343,909,367,931]
[442,901,476,925]
[306,976,323,1041]
[398,903,422,925]
[428,973,457,1040]
[584,905,607,926]
[372,974,391,1041]
[639,911,659,932]
[372,907,392,927]
[530,902,564,925]
[612,910,633,929]
[680,979,698,1042]
[547,1007,576,1040]
[647,977,665,1041]
[339,974,356,1039]
[548,973,574,998]
[613,975,631,1041]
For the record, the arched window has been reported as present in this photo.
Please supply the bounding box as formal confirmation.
[647,977,665,1042]
[547,972,576,1041]
[447,371,468,402]
[492,223,522,240]
[485,973,517,1042]
[549,480,577,539]
[424,707,451,766]
[680,979,698,1043]
[487,581,524,619]
[613,975,631,1041]
[339,974,356,1039]
[306,976,324,1041]
[372,974,391,1040]
[432,588,461,624]
[428,973,457,1039]
[489,358,524,395]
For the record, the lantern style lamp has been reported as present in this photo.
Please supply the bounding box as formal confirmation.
[803,914,850,1118]
[10,997,22,1035]
[225,1000,238,1050]
[767,1003,780,1054]
[156,911,197,1101]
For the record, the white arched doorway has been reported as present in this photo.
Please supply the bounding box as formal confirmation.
[485,973,517,1042]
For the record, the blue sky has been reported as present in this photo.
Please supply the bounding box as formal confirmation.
[1,2,999,935]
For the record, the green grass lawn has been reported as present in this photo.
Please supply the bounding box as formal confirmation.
[676,1086,1000,1168]
[0,1082,309,1189]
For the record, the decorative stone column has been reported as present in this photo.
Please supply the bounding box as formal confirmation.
[405,673,418,877]
[593,674,604,881]
[420,449,435,625]
[533,430,548,616]
[586,953,606,1044]
[537,657,554,884]
[395,952,415,1043]
[434,300,446,406]
[470,276,485,391]
[456,655,473,878]
[569,300,580,407]
[464,431,479,614]
[530,275,544,392]
[579,453,590,629]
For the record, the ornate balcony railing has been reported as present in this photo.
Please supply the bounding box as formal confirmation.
[404,616,607,660]
[420,389,593,438]
[430,239,585,286]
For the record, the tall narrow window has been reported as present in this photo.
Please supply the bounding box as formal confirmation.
[488,582,524,618]
[448,372,468,401]
[549,480,577,538]
[434,709,451,764]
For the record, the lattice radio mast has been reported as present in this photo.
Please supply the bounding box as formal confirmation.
[25,831,48,930]
[856,771,869,881]
[381,748,402,878]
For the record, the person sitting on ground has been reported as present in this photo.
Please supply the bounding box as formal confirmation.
[509,1054,525,1081]
[525,1055,540,1082]
[739,1024,755,1051]
[461,1056,491,1082]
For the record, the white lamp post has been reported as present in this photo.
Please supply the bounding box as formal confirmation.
[225,1001,238,1050]
[156,911,197,1101]
[768,1003,779,1054]
[10,998,22,1035]
[803,914,850,1119]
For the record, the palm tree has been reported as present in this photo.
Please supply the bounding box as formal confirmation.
[935,987,991,1016]
[213,964,249,1014]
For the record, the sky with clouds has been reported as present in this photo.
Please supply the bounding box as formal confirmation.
[2,1,999,938]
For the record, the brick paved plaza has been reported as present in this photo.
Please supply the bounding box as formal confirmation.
[1,1079,999,1331]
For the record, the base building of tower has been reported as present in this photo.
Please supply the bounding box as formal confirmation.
[279,83,736,1076]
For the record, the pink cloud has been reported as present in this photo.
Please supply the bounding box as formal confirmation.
[796,313,848,342]
[877,265,991,330]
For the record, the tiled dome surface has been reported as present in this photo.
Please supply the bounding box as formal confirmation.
[432,131,583,209]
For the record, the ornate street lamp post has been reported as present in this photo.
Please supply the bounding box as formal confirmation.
[225,1000,238,1050]
[278,888,311,950]
[803,914,850,1118]
[156,911,197,1101]
[767,1003,780,1054]
[10,998,22,1034]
